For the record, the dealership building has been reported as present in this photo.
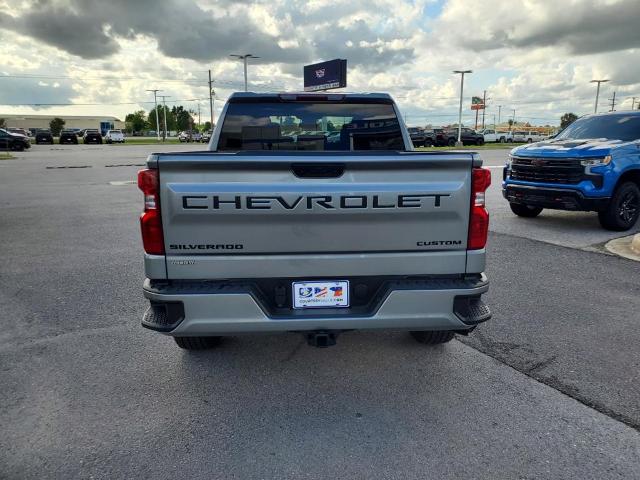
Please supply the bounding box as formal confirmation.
[1,114,125,132]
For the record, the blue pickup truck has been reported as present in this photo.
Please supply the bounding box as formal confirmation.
[503,111,640,231]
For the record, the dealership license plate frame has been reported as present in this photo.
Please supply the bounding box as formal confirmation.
[292,280,350,309]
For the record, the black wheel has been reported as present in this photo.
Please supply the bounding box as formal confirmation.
[424,139,433,147]
[476,138,484,146]
[410,330,455,345]
[510,203,543,217]
[500,137,506,143]
[447,138,456,147]
[507,138,513,143]
[598,182,640,231]
[527,138,533,143]
[174,336,223,350]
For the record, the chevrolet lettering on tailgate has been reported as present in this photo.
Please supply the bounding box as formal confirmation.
[181,194,451,210]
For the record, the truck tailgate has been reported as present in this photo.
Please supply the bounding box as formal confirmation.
[155,152,474,278]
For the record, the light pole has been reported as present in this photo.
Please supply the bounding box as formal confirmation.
[159,95,170,141]
[632,97,637,110]
[208,70,215,128]
[512,109,516,128]
[590,79,609,113]
[230,54,260,91]
[146,89,162,140]
[497,105,502,128]
[453,70,472,147]
[481,90,488,129]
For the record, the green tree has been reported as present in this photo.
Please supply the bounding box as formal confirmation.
[171,105,194,132]
[507,119,514,130]
[0,118,6,129]
[147,105,176,133]
[125,110,147,134]
[203,121,212,132]
[560,113,578,129]
[49,117,65,136]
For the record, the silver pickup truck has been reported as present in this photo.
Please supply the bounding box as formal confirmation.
[138,92,491,349]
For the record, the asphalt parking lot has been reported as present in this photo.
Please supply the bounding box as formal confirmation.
[1,145,639,479]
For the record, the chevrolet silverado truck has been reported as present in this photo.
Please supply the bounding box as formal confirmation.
[138,92,491,349]
[503,111,640,231]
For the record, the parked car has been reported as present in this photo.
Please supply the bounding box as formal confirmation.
[0,128,31,151]
[105,129,125,144]
[7,127,30,137]
[407,127,428,147]
[497,131,514,143]
[512,131,544,143]
[519,131,545,143]
[83,129,103,144]
[503,111,640,231]
[479,129,500,143]
[201,130,212,143]
[59,130,78,144]
[434,127,484,146]
[422,129,436,147]
[432,128,448,146]
[35,130,54,145]
[178,131,201,142]
[138,91,491,350]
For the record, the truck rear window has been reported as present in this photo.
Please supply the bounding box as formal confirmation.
[217,101,405,151]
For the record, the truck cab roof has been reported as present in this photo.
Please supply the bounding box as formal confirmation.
[228,92,394,102]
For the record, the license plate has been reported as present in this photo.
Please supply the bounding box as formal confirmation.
[292,280,349,309]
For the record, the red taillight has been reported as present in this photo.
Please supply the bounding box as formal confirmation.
[468,167,491,250]
[137,169,165,255]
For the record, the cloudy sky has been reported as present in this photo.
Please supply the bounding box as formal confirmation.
[1,0,639,127]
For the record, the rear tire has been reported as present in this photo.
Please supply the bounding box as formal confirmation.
[410,330,455,345]
[476,138,484,146]
[174,336,223,350]
[447,138,456,147]
[510,203,543,217]
[598,182,640,231]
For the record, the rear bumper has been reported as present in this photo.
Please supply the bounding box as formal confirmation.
[503,184,610,212]
[142,274,490,335]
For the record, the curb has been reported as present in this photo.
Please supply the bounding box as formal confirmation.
[605,233,640,262]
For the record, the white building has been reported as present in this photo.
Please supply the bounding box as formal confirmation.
[0,114,125,132]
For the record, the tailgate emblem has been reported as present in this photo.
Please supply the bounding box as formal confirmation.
[531,158,548,167]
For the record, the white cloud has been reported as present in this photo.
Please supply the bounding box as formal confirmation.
[0,0,638,126]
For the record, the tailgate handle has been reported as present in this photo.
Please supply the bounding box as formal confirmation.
[291,163,344,178]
